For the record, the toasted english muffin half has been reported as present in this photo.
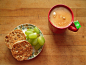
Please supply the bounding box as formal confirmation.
[5,29,26,49]
[11,40,32,61]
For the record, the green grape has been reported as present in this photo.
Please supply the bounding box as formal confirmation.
[38,36,45,45]
[34,43,42,50]
[25,31,33,35]
[26,35,29,39]
[28,39,33,45]
[27,29,34,32]
[34,27,40,34]
[29,33,37,39]
[41,36,45,42]
[32,38,38,45]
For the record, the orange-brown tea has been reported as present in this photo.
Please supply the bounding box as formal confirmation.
[49,7,72,28]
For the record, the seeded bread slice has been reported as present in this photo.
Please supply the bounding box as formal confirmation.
[5,29,26,49]
[11,40,32,61]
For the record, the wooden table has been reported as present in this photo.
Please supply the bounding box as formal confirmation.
[0,0,86,65]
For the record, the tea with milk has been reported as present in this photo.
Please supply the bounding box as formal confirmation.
[49,7,72,28]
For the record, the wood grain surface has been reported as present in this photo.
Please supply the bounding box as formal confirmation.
[0,0,86,65]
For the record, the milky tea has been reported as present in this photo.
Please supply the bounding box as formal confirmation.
[49,7,72,28]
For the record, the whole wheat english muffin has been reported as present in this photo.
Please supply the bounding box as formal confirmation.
[11,40,32,61]
[5,29,26,49]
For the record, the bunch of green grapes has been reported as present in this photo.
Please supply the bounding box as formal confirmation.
[25,27,45,50]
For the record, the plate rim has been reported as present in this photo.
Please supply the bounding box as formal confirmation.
[14,23,44,60]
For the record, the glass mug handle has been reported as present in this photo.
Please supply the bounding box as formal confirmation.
[68,20,81,32]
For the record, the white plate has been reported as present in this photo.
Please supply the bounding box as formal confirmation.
[14,24,43,60]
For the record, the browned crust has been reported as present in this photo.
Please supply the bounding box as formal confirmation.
[11,40,32,61]
[5,29,26,49]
